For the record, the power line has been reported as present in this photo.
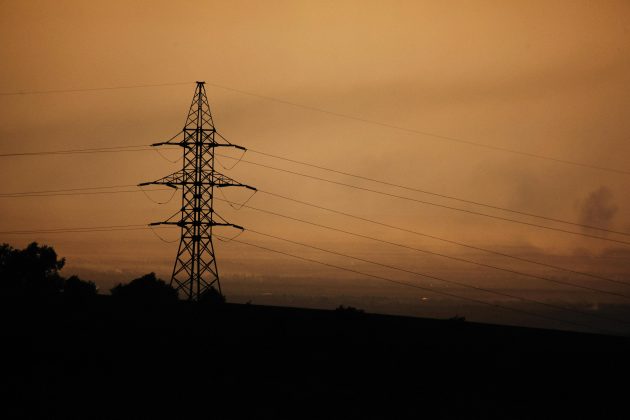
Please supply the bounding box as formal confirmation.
[246,228,630,327]
[218,155,630,246]
[139,185,179,205]
[0,145,150,158]
[245,147,630,237]
[1,148,155,157]
[2,141,627,238]
[0,132,181,158]
[2,79,626,175]
[0,81,193,96]
[148,225,179,243]
[0,224,149,234]
[216,234,612,335]
[1,182,624,288]
[258,190,629,286]
[215,197,630,299]
[0,219,611,332]
[0,187,168,198]
[203,82,630,176]
[0,184,136,195]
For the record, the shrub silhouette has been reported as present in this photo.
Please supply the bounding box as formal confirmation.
[335,305,364,314]
[63,275,97,299]
[335,305,365,319]
[448,315,466,322]
[198,286,226,305]
[0,242,65,297]
[110,273,178,303]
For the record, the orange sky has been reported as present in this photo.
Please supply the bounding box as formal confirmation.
[1,1,629,329]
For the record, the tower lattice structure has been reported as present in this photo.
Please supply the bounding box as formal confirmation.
[140,81,255,300]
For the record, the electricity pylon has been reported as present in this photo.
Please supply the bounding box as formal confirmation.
[140,81,255,301]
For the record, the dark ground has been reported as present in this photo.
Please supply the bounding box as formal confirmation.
[2,295,629,419]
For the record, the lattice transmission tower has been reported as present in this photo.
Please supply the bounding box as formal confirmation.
[140,81,255,301]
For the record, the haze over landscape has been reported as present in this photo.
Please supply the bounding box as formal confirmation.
[1,1,630,334]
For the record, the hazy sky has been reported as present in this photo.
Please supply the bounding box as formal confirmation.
[1,1,629,329]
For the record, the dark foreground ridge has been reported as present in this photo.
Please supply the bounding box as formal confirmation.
[2,295,629,419]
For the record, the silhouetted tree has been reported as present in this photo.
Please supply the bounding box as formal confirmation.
[63,275,97,299]
[0,242,65,297]
[198,286,226,305]
[335,305,364,313]
[110,273,178,303]
[335,305,365,319]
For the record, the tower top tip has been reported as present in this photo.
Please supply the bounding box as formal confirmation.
[196,81,206,85]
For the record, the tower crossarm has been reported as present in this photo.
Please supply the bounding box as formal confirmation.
[151,141,246,151]
[138,170,182,188]
[150,129,246,150]
[212,172,256,190]
[139,171,256,191]
[149,221,244,230]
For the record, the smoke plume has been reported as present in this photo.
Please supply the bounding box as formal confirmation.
[579,186,618,229]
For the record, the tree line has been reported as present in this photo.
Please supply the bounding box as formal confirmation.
[0,242,223,303]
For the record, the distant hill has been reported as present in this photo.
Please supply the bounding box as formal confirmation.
[1,295,628,419]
